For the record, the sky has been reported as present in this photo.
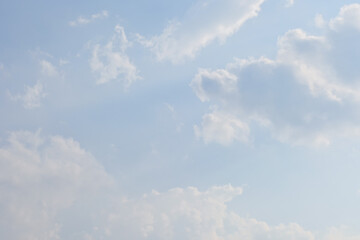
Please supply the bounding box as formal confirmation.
[1,0,360,239]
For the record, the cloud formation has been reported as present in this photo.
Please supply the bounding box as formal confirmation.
[69,10,108,27]
[90,25,141,87]
[0,130,113,239]
[191,4,360,146]
[1,130,360,239]
[8,82,47,109]
[105,185,316,240]
[138,0,265,63]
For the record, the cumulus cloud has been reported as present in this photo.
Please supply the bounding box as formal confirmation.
[8,82,47,109]
[191,4,360,146]
[0,130,113,239]
[104,185,317,240]
[329,4,360,31]
[90,25,141,87]
[0,130,359,239]
[69,10,108,27]
[137,0,265,63]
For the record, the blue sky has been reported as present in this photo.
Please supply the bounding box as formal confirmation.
[1,0,360,239]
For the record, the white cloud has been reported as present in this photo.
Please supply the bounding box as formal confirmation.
[69,10,108,27]
[138,0,265,63]
[194,110,250,145]
[98,184,318,240]
[191,4,360,146]
[0,130,360,239]
[0,130,113,239]
[285,0,294,7]
[40,59,58,77]
[90,25,141,87]
[329,4,360,31]
[9,82,47,109]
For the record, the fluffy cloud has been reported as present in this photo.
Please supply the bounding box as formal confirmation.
[138,0,265,63]
[8,82,47,109]
[104,185,316,240]
[329,4,360,31]
[0,130,359,239]
[0,130,113,239]
[191,4,360,146]
[69,10,108,27]
[90,25,141,87]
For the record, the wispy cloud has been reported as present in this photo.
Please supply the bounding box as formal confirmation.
[194,110,250,145]
[90,25,141,87]
[8,82,47,109]
[69,10,108,27]
[40,60,58,77]
[285,0,294,7]
[164,103,184,132]
[137,0,265,63]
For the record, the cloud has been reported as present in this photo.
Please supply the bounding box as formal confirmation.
[104,185,317,240]
[8,82,47,109]
[0,63,3,70]
[40,60,58,77]
[191,4,360,146]
[329,4,360,31]
[137,0,265,63]
[285,0,294,7]
[0,130,113,239]
[194,110,250,145]
[323,226,360,240]
[90,25,141,87]
[0,130,360,239]
[69,10,108,27]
